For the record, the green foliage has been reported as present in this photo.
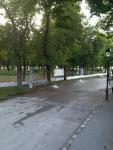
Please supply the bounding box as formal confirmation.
[86,0,113,30]
[29,30,45,65]
[1,0,113,81]
[0,70,17,76]
[48,2,83,66]
[29,1,83,68]
[0,0,34,64]
[86,0,113,15]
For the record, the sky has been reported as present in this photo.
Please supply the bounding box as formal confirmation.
[0,9,7,25]
[0,0,99,26]
[80,0,99,26]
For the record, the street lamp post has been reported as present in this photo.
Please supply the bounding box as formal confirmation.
[105,48,111,100]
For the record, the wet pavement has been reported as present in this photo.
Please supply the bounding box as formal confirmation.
[70,94,113,150]
[0,77,107,150]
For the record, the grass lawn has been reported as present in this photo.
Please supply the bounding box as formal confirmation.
[0,73,44,82]
[0,87,32,100]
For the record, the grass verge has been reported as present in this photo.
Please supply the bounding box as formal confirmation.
[0,87,32,100]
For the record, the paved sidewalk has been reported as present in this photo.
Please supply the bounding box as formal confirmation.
[70,94,113,150]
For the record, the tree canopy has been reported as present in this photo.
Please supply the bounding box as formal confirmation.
[86,0,113,30]
[0,0,112,87]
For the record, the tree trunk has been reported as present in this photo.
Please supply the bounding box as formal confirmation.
[6,64,10,71]
[17,65,22,88]
[23,64,26,81]
[0,64,1,70]
[64,65,67,81]
[46,64,51,83]
[43,13,51,83]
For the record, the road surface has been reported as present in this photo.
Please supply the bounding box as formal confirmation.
[70,94,113,150]
[0,77,106,150]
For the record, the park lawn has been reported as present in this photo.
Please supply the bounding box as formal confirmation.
[0,87,31,100]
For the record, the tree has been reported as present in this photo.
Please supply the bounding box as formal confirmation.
[0,24,11,70]
[0,0,34,87]
[13,0,82,82]
[86,0,113,14]
[86,0,113,31]
[53,2,83,79]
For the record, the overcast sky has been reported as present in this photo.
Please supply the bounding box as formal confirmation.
[0,9,7,24]
[80,0,99,26]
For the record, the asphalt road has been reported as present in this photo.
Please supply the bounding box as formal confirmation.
[0,77,106,150]
[70,93,113,150]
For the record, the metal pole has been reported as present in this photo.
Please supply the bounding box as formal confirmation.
[106,60,109,100]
